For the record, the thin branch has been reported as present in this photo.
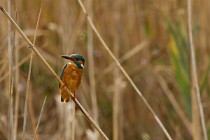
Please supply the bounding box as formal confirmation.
[187,0,208,140]
[76,0,172,139]
[0,5,109,140]
[34,96,47,140]
[73,98,108,140]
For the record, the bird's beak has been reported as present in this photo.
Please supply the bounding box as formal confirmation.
[61,55,74,61]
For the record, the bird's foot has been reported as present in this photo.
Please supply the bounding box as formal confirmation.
[61,97,64,102]
[61,97,70,102]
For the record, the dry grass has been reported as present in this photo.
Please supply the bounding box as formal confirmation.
[187,0,207,139]
[0,4,108,140]
[0,0,210,140]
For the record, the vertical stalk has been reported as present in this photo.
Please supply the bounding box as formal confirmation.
[113,35,120,140]
[87,0,99,128]
[14,37,19,140]
[76,0,172,139]
[28,86,39,140]
[7,0,14,139]
[22,57,35,140]
[0,5,109,139]
[33,96,47,140]
[71,103,76,140]
[23,1,44,140]
[187,0,208,140]
[13,1,19,139]
[87,1,99,139]
[113,1,121,140]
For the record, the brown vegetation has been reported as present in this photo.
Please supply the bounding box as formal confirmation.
[0,0,210,140]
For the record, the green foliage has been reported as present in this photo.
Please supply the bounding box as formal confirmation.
[167,18,191,116]
[200,59,210,94]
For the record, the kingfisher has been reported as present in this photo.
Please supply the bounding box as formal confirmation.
[59,54,85,102]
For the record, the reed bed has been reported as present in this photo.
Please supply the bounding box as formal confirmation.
[0,0,210,140]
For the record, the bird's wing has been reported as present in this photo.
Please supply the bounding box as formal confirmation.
[59,63,68,87]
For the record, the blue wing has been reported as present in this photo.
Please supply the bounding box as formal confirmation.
[60,63,68,80]
[59,63,68,87]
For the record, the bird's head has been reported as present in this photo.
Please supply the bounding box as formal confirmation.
[61,54,85,69]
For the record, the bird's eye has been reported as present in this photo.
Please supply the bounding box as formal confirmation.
[75,58,79,61]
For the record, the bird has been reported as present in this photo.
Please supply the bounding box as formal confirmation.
[59,54,85,102]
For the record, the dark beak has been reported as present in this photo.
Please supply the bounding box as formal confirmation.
[61,55,74,61]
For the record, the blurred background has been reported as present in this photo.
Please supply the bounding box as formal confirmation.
[0,0,210,140]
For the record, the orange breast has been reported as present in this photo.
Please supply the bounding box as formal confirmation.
[60,63,83,102]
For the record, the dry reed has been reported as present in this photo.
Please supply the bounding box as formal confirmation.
[187,0,207,139]
[1,1,209,139]
[76,0,172,139]
[0,5,109,140]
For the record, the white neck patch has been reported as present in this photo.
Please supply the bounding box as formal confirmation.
[80,63,84,68]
